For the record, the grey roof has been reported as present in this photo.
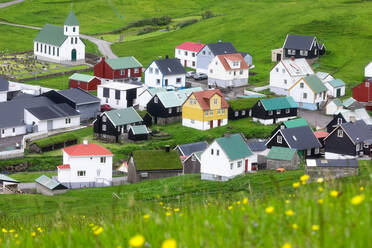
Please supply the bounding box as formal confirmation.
[339,120,372,143]
[313,159,358,168]
[283,34,316,50]
[156,87,203,108]
[104,107,143,126]
[129,125,149,135]
[57,88,100,105]
[153,58,186,76]
[280,126,321,150]
[26,103,80,120]
[11,92,35,101]
[35,175,67,190]
[206,42,237,55]
[246,139,267,152]
[0,77,9,91]
[0,174,19,183]
[175,141,208,156]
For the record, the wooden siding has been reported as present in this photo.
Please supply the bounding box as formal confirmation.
[69,77,101,91]
[324,126,357,156]
[251,101,297,122]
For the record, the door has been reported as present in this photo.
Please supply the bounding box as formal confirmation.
[336,88,341,97]
[210,121,213,129]
[277,53,281,61]
[184,60,187,67]
[245,159,249,172]
[218,119,221,127]
[165,79,168,87]
[47,120,53,131]
[127,99,133,107]
[71,49,77,61]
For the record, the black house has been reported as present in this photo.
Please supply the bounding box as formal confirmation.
[283,34,325,59]
[266,126,322,158]
[227,97,261,120]
[251,97,298,125]
[128,125,149,141]
[324,120,372,158]
[326,113,347,133]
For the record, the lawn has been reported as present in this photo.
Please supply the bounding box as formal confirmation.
[8,171,57,183]
[0,25,37,53]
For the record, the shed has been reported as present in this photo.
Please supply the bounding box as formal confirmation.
[69,73,101,91]
[35,175,68,196]
[174,141,208,157]
[0,174,19,194]
[266,146,299,170]
[306,159,359,181]
[183,151,202,174]
[128,125,149,141]
[314,131,328,147]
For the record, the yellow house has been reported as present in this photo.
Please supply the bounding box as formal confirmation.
[182,89,229,130]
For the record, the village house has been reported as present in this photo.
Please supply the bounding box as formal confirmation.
[128,149,183,183]
[147,87,202,125]
[201,133,254,181]
[288,74,328,110]
[182,89,229,130]
[326,98,343,115]
[306,159,359,181]
[94,56,143,83]
[266,125,322,158]
[57,140,113,188]
[144,57,186,89]
[175,41,205,69]
[34,10,85,63]
[246,139,268,168]
[227,97,261,120]
[127,125,150,141]
[93,107,143,143]
[182,151,203,174]
[324,79,345,98]
[271,117,309,136]
[365,61,372,80]
[97,82,143,109]
[342,97,364,111]
[269,58,314,95]
[137,88,167,110]
[69,73,101,91]
[316,71,335,83]
[0,174,19,194]
[174,141,208,157]
[324,120,372,159]
[0,77,9,102]
[314,130,329,148]
[35,175,67,196]
[326,108,372,133]
[207,53,249,88]
[265,146,300,170]
[251,96,298,125]
[352,79,372,109]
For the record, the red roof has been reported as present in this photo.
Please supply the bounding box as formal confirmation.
[217,53,249,71]
[63,143,113,156]
[192,89,229,110]
[176,42,205,52]
[57,164,70,169]
[314,131,329,138]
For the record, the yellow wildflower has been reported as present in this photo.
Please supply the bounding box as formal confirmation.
[228,206,233,210]
[285,210,295,216]
[174,208,180,212]
[143,214,150,220]
[159,202,164,206]
[360,186,365,191]
[1,228,7,233]
[292,182,300,188]
[265,206,274,214]
[318,186,323,192]
[312,225,320,231]
[129,235,145,248]
[300,174,309,182]
[282,242,292,248]
[31,232,36,237]
[14,234,18,238]
[243,198,248,204]
[37,227,43,233]
[330,190,339,198]
[317,178,324,183]
[292,223,298,230]
[162,238,177,248]
[236,201,241,205]
[285,200,290,204]
[351,195,365,205]
[165,212,172,217]
[317,199,324,204]
[93,226,103,236]
[9,229,15,233]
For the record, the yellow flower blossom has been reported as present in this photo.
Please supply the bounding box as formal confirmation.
[285,210,295,216]
[292,182,300,188]
[351,195,365,205]
[143,214,150,220]
[14,234,18,238]
[162,238,177,248]
[317,199,324,204]
[318,186,323,192]
[243,198,249,204]
[265,206,274,214]
[2,228,7,233]
[330,190,339,198]
[317,178,324,183]
[312,225,319,231]
[360,186,365,191]
[282,242,292,248]
[300,174,309,182]
[31,232,36,237]
[292,223,298,230]
[165,212,172,217]
[93,226,103,236]
[285,200,290,204]
[37,227,43,233]
[129,235,145,248]
[159,202,164,206]
[9,229,15,233]
[228,206,233,210]
[174,208,180,212]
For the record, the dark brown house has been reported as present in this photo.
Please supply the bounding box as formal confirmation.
[182,151,202,174]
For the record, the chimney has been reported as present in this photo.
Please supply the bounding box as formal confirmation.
[83,139,88,145]
[165,145,170,152]
[165,55,169,59]
[290,56,295,61]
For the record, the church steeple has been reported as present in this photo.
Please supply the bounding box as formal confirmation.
[64,10,79,36]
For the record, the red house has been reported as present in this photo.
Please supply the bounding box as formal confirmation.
[94,56,143,82]
[69,73,101,91]
[352,79,372,109]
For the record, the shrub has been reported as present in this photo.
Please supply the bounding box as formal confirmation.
[202,10,214,20]
[177,19,198,28]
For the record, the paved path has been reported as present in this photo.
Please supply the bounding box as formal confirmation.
[0,0,24,8]
[298,109,332,129]
[0,135,23,152]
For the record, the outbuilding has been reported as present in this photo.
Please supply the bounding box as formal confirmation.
[266,146,300,170]
[69,73,101,91]
[128,125,150,141]
[182,151,202,174]
[306,159,359,181]
[35,175,67,196]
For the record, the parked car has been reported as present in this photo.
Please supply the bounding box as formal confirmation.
[186,71,196,78]
[193,73,208,80]
[100,104,111,112]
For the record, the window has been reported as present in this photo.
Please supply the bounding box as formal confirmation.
[155,69,159,74]
[40,44,42,53]
[275,68,279,72]
[214,98,217,105]
[103,88,110,98]
[191,155,196,161]
[237,161,242,168]
[300,83,304,88]
[72,27,76,32]
[97,169,101,177]
[44,45,47,53]
[364,143,369,148]
[168,108,172,114]
[276,110,281,114]
[202,51,206,55]
[284,79,287,84]
[217,109,221,114]
[235,111,239,117]
[48,46,51,55]
[115,90,120,100]
[217,150,219,156]
[233,61,239,67]
[177,107,181,112]
[77,171,86,177]
[337,129,343,137]
[57,48,59,57]
[185,51,188,56]
[66,27,67,32]
[65,118,71,124]
[53,47,55,56]
[1,129,4,134]
[12,128,15,133]
[100,157,106,163]
[258,101,261,107]
[211,149,214,155]
[189,99,193,104]
[315,148,319,154]
[71,37,73,44]
[209,69,213,73]
[191,119,195,124]
[134,68,139,73]
[36,43,38,52]
[75,37,77,44]
[303,93,307,99]
[102,124,107,131]
[222,109,225,114]
[285,108,290,114]
[300,50,308,56]
[120,69,125,75]
[205,111,209,116]
[192,61,195,66]
[307,149,311,156]
[315,49,318,55]
[230,163,234,170]
[210,110,213,116]
[282,69,285,73]
[277,135,282,144]
[366,82,369,87]
[156,79,160,85]
[268,110,273,116]
[242,110,246,115]
[356,143,360,151]
[178,50,180,55]
[337,118,342,125]
[176,78,181,83]
[240,70,243,75]
[192,53,195,57]
[149,68,153,73]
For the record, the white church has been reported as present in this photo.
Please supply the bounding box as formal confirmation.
[33,10,85,64]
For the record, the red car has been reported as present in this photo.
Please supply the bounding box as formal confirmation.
[100,104,111,112]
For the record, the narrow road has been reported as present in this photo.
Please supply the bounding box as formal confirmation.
[0,0,24,8]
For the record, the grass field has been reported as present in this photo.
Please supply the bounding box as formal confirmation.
[8,171,57,182]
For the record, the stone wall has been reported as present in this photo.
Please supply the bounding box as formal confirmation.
[156,116,181,126]
[306,166,359,181]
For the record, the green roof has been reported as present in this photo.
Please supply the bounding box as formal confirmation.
[129,125,149,135]
[136,110,151,118]
[69,73,95,82]
[228,96,265,110]
[343,97,356,108]
[303,75,327,93]
[332,98,343,107]
[147,88,167,97]
[0,174,18,183]
[156,87,203,108]
[34,24,67,46]
[132,150,183,171]
[106,57,142,70]
[261,96,298,111]
[216,133,252,161]
[267,146,297,161]
[35,175,64,190]
[328,79,345,88]
[64,10,79,26]
[105,107,143,126]
[283,118,308,128]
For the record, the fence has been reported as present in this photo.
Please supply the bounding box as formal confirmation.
[0,148,24,160]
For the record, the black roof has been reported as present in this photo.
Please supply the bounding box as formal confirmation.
[283,34,316,50]
[280,126,321,150]
[26,103,79,120]
[246,139,267,152]
[206,42,237,55]
[339,120,372,143]
[314,159,358,168]
[175,141,208,156]
[57,88,100,105]
[154,58,186,76]
[0,77,9,91]
[11,92,35,101]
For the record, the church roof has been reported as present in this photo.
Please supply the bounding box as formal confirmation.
[64,10,79,26]
[34,24,67,47]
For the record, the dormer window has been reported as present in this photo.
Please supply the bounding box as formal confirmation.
[300,83,304,88]
[154,96,158,103]
[66,27,67,32]
[73,27,76,32]
[233,61,239,67]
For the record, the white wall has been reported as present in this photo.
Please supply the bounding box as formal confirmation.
[325,83,345,98]
[97,86,140,109]
[0,92,6,102]
[270,63,301,95]
[145,62,186,89]
[25,109,80,132]
[326,102,343,115]
[182,118,228,130]
[207,56,249,82]
[289,78,327,106]
[175,48,197,69]
[325,152,357,159]
[365,62,372,78]
[0,125,26,138]
[138,90,152,110]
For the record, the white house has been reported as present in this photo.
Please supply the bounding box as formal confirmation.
[137,87,167,110]
[97,82,144,109]
[316,72,334,83]
[324,79,346,98]
[144,58,186,90]
[175,41,204,69]
[207,53,249,88]
[57,140,113,188]
[270,58,314,95]
[288,75,328,110]
[34,10,85,63]
[365,61,372,79]
[326,98,343,115]
[200,133,254,181]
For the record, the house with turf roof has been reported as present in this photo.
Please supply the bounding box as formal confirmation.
[271,117,309,136]
[324,79,345,98]
[200,133,254,181]
[288,75,328,110]
[251,96,298,125]
[94,56,143,83]
[265,146,300,170]
[326,98,343,115]
[228,97,263,120]
[182,151,203,174]
[34,10,85,63]
[175,41,205,69]
[128,125,150,141]
[128,149,183,183]
[97,82,144,109]
[93,107,143,143]
[137,88,167,110]
[69,73,101,91]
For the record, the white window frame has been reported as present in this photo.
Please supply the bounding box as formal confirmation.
[337,129,343,138]
[277,135,282,144]
[100,157,106,163]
